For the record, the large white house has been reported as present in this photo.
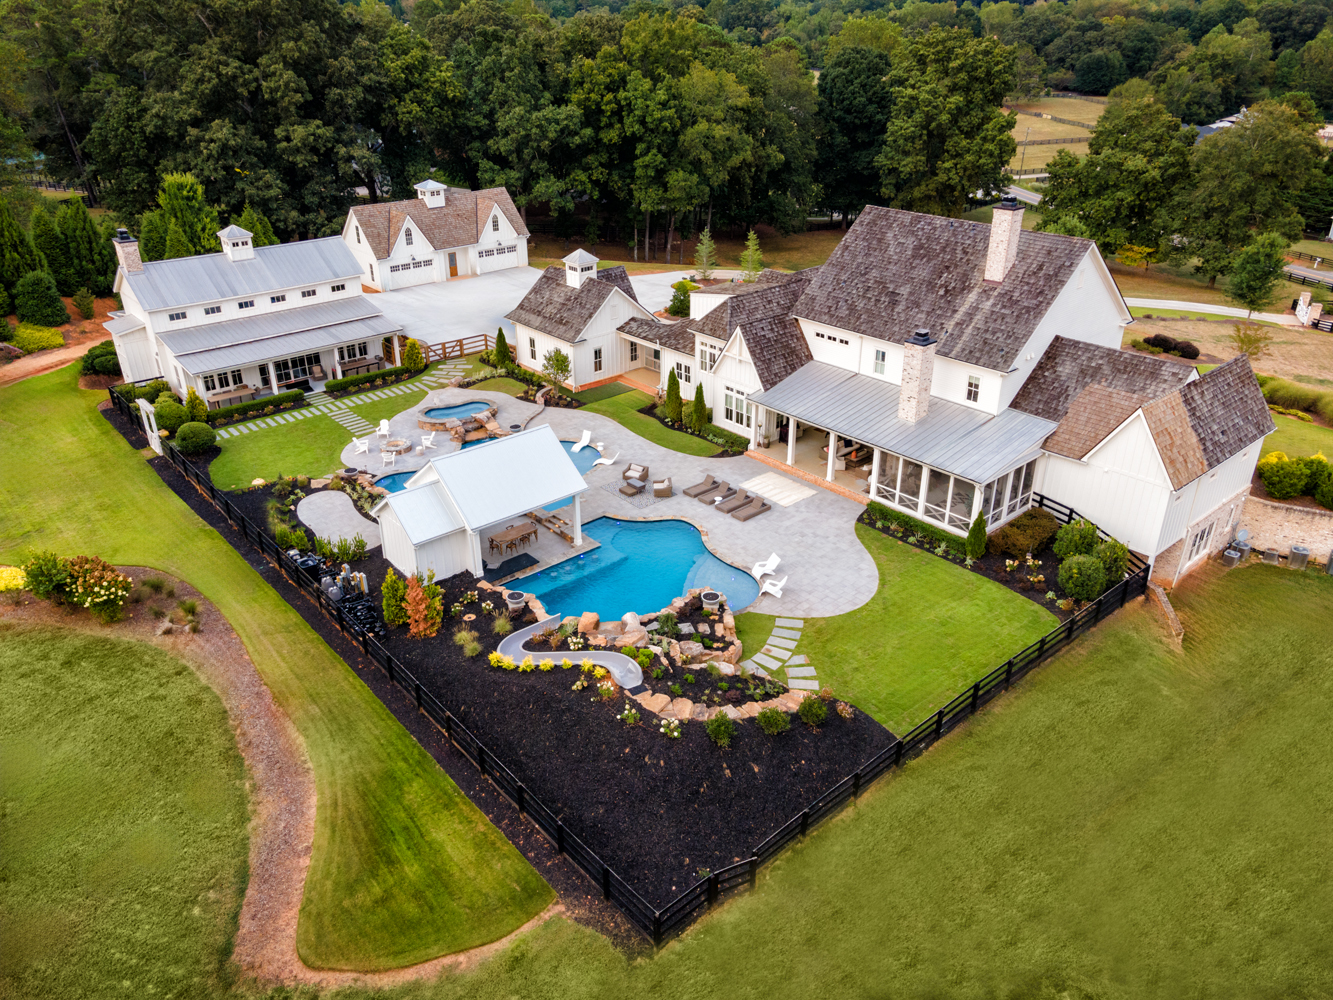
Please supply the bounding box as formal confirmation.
[524,199,1272,582]
[342,180,530,291]
[105,225,404,407]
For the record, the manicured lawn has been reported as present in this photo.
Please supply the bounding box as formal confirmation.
[470,376,529,396]
[1292,238,1333,258]
[1109,260,1321,309]
[580,388,719,457]
[336,563,1333,1000]
[1263,413,1333,457]
[574,381,636,404]
[739,523,1057,732]
[0,365,553,972]
[0,625,249,998]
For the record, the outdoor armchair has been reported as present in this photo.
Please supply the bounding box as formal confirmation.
[623,462,650,482]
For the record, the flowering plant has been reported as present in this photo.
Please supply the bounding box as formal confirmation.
[1045,591,1057,601]
[65,556,133,623]
[617,702,640,725]
[567,635,584,651]
[0,566,27,592]
[481,600,495,613]
[659,718,683,738]
[1005,559,1020,572]
[463,590,478,603]
[572,676,588,691]
[596,678,617,701]
[450,602,463,616]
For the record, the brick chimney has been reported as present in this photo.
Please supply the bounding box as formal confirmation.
[113,229,143,275]
[898,329,937,423]
[984,195,1024,283]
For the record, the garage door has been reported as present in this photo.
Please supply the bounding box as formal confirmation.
[388,258,436,288]
[477,243,519,273]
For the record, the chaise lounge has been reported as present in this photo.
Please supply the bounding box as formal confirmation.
[716,488,751,513]
[730,496,772,521]
[683,473,721,498]
[697,482,733,504]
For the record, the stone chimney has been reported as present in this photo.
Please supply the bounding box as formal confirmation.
[113,228,143,275]
[984,195,1024,283]
[898,329,937,423]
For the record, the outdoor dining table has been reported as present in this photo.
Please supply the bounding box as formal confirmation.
[488,521,538,555]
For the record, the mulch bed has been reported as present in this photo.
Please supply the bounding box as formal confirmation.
[633,401,747,458]
[857,509,1085,624]
[326,369,424,400]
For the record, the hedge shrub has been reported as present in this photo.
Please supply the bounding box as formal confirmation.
[798,696,828,727]
[206,390,304,425]
[1053,518,1100,559]
[324,365,415,393]
[1094,539,1129,581]
[1257,451,1311,500]
[176,421,217,454]
[81,340,119,376]
[865,501,967,556]
[10,322,65,353]
[1142,333,1200,359]
[14,271,70,327]
[1058,553,1107,601]
[706,711,735,748]
[154,398,189,434]
[986,508,1062,558]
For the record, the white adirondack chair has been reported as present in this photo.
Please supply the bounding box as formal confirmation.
[381,450,396,468]
[422,431,437,450]
[751,553,781,580]
[353,437,369,455]
[377,418,391,439]
[759,575,787,599]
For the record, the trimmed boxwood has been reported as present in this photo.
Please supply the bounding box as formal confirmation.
[176,421,217,454]
[324,365,418,393]
[206,390,304,426]
[1053,518,1100,559]
[986,507,1062,559]
[864,501,966,556]
[1058,554,1107,602]
[154,398,189,435]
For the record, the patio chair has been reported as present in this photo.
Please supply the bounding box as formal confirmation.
[751,553,780,580]
[592,451,619,468]
[759,574,787,599]
[422,431,437,450]
[683,474,720,498]
[623,462,650,482]
[653,477,672,498]
[381,450,396,468]
[696,482,732,504]
[377,419,390,439]
[620,478,645,497]
[353,437,369,456]
[570,429,592,452]
[731,496,772,521]
[311,364,327,380]
[717,488,751,513]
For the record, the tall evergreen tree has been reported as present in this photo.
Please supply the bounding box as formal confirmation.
[0,200,44,295]
[237,203,279,246]
[30,210,75,294]
[689,383,707,432]
[157,173,220,255]
[664,367,683,423]
[163,220,192,260]
[139,210,167,262]
[493,327,510,367]
[693,228,716,280]
[58,198,114,294]
[739,230,763,282]
[14,270,70,326]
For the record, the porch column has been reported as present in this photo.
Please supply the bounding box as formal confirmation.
[572,493,583,547]
[971,483,984,523]
[871,448,882,501]
[748,405,760,451]
[826,429,836,482]
[392,335,402,367]
[787,418,797,467]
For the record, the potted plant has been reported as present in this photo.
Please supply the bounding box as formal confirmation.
[701,590,721,613]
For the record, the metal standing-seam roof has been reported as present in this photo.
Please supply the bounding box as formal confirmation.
[749,361,1057,484]
[121,237,363,312]
[158,296,401,375]
[377,484,465,545]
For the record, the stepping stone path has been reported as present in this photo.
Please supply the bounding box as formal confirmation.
[741,617,821,691]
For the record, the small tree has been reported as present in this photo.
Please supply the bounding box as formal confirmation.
[1229,320,1274,361]
[402,337,425,371]
[72,287,95,320]
[0,200,45,295]
[139,210,168,262]
[664,367,683,422]
[541,347,571,391]
[1116,244,1156,269]
[739,229,763,282]
[404,573,442,638]
[163,220,192,260]
[31,210,75,294]
[1226,233,1289,317]
[381,568,409,627]
[667,280,694,317]
[14,271,70,326]
[966,512,987,560]
[694,227,717,280]
[689,383,707,432]
[184,387,208,423]
[237,203,279,246]
[493,327,510,367]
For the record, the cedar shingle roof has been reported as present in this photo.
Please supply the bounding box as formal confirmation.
[504,265,639,344]
[1041,384,1149,460]
[618,316,695,354]
[349,187,529,259]
[1142,392,1209,488]
[793,207,1101,371]
[1179,355,1275,470]
[1009,337,1195,423]
[689,274,814,390]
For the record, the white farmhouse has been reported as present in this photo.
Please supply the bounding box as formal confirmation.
[504,250,657,390]
[342,180,530,291]
[556,197,1272,583]
[105,225,404,408]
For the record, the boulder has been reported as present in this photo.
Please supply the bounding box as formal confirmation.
[615,627,649,648]
[739,702,761,718]
[717,662,737,676]
[678,623,696,635]
[691,704,711,721]
[598,621,625,637]
[669,697,694,719]
[578,611,600,634]
[642,693,672,714]
[721,705,744,720]
[622,611,641,630]
[722,613,736,638]
[696,622,710,635]
[526,597,547,618]
[561,616,581,631]
[777,691,809,711]
[721,642,742,665]
[588,634,608,648]
[677,640,706,663]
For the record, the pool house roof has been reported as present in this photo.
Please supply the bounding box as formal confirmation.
[371,424,589,541]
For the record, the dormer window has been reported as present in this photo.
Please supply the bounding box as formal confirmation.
[405,227,413,247]
[967,375,981,402]
[271,294,286,303]
[492,215,500,233]
[168,311,187,321]
[238,299,254,309]
[581,264,593,273]
[355,225,361,244]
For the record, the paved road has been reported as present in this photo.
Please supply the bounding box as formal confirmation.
[1124,297,1300,326]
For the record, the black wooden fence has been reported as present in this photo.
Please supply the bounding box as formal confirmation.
[1286,249,1330,265]
[114,391,1148,945]
[1016,135,1090,146]
[1284,268,1333,293]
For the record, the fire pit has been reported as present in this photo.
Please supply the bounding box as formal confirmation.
[382,438,412,456]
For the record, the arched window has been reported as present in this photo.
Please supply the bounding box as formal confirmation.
[405,227,413,246]
[491,215,500,233]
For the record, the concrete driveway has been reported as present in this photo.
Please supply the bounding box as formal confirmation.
[628,270,694,312]
[371,269,542,346]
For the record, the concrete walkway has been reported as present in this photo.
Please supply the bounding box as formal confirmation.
[296,490,382,549]
[1124,297,1301,327]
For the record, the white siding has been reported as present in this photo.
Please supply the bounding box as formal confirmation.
[376,505,478,580]
[1153,438,1263,554]
[514,288,651,388]
[112,326,156,383]
[377,506,419,576]
[690,291,732,319]
[515,323,578,386]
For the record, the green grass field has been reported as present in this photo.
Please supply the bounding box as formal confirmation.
[1264,413,1333,457]
[574,382,636,404]
[0,365,553,974]
[0,625,249,998]
[469,376,530,396]
[738,524,1057,732]
[581,388,720,456]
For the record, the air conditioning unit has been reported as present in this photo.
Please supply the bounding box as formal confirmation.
[1263,548,1281,565]
[1290,545,1310,571]
[1221,548,1240,568]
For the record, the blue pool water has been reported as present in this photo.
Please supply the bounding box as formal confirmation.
[423,400,490,421]
[375,471,416,492]
[509,517,759,619]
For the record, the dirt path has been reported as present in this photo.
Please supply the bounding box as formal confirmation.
[0,569,563,988]
[0,331,111,386]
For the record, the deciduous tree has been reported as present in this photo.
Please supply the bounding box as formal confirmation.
[816,45,894,224]
[1227,233,1290,316]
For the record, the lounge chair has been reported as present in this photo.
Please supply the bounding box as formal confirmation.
[731,496,772,521]
[377,419,390,439]
[353,437,369,455]
[717,488,751,513]
[653,477,673,498]
[570,429,592,452]
[381,450,396,468]
[683,474,720,498]
[421,431,437,450]
[620,478,645,497]
[623,462,650,482]
[759,574,787,599]
[592,451,619,468]
[696,482,732,504]
[751,552,780,580]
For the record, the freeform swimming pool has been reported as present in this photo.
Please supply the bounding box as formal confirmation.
[375,470,416,492]
[509,517,760,619]
[423,400,490,421]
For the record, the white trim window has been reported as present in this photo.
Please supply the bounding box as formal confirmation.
[593,347,603,373]
[332,283,346,292]
[980,459,1036,525]
[259,363,271,387]
[629,341,638,363]
[337,342,369,362]
[492,215,500,233]
[675,361,691,384]
[301,289,316,298]
[404,227,413,247]
[168,311,187,322]
[355,225,361,244]
[204,305,222,316]
[238,299,255,309]
[967,375,981,402]
[1187,522,1215,562]
[202,373,216,391]
[529,337,536,361]
[271,294,286,303]
[724,387,751,428]
[873,349,885,375]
